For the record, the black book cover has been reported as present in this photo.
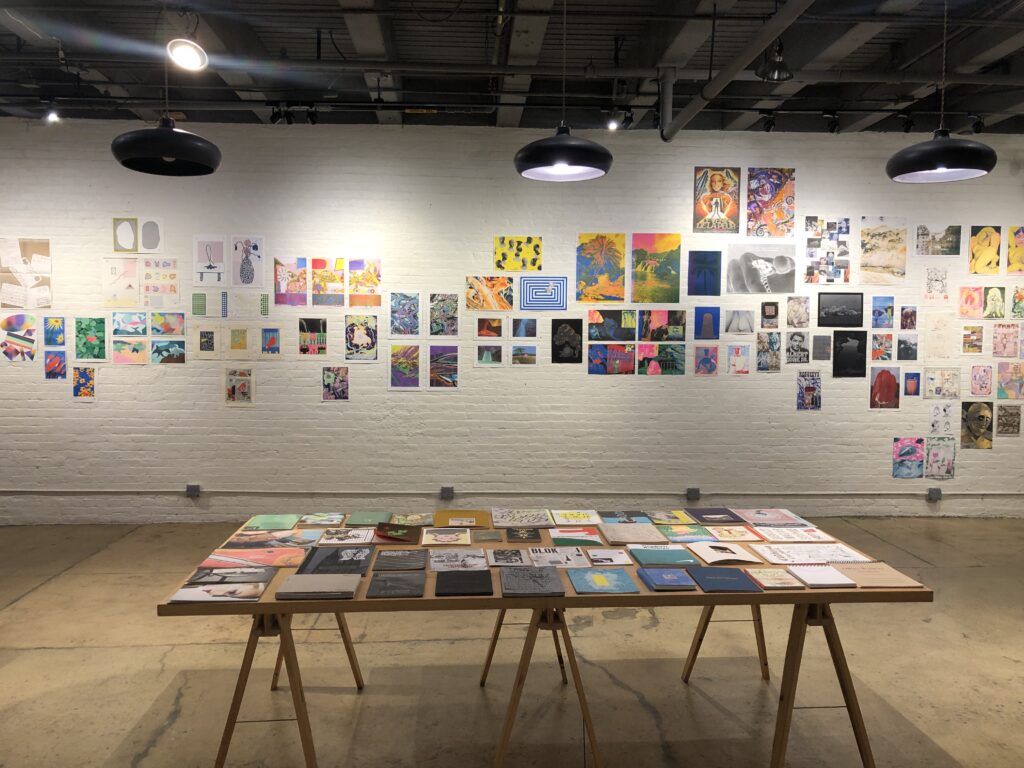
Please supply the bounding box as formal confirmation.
[297,545,375,576]
[505,527,542,542]
[373,549,428,571]
[499,566,565,597]
[366,571,426,598]
[435,569,494,597]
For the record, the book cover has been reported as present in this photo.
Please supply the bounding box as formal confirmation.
[390,512,435,527]
[528,547,590,568]
[550,509,603,526]
[491,508,555,528]
[487,549,531,567]
[568,568,638,595]
[637,567,697,591]
[433,509,492,528]
[656,524,716,543]
[787,564,856,588]
[499,566,565,597]
[366,571,426,598]
[684,507,745,525]
[169,583,267,603]
[732,508,810,527]
[706,525,764,542]
[186,566,276,585]
[473,530,504,543]
[688,566,763,593]
[429,548,488,571]
[373,549,428,571]
[755,527,835,543]
[200,547,306,569]
[586,548,632,566]
[647,510,696,525]
[550,526,604,546]
[435,569,494,596]
[297,512,347,527]
[241,514,302,531]
[505,527,542,543]
[318,527,375,545]
[628,544,699,567]
[834,562,923,588]
[598,511,653,525]
[373,523,420,544]
[345,511,393,527]
[221,528,321,549]
[598,523,667,545]
[297,545,375,575]
[689,541,762,565]
[276,573,360,600]
[750,543,872,565]
[746,568,804,590]
[421,527,472,546]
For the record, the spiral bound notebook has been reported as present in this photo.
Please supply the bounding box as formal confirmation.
[786,565,857,588]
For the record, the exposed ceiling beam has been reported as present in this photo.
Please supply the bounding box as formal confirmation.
[495,0,553,128]
[340,0,401,126]
[724,0,926,131]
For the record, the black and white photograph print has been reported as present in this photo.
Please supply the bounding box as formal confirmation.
[897,334,919,361]
[724,309,756,334]
[725,244,797,294]
[833,330,868,378]
[812,334,832,361]
[818,292,864,327]
[786,331,810,364]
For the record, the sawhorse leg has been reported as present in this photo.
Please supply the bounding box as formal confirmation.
[682,604,771,682]
[271,612,364,691]
[481,608,568,687]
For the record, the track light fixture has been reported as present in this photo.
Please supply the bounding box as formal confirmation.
[886,0,996,183]
[607,110,621,131]
[270,106,283,124]
[824,112,839,134]
[307,107,318,125]
[284,109,295,125]
[761,111,776,133]
[968,114,984,134]
[44,108,60,124]
[166,38,208,72]
[620,108,634,130]
[897,112,914,133]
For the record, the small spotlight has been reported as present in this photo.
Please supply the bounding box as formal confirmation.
[44,109,60,124]
[607,110,621,131]
[166,38,209,72]
[762,112,776,133]
[823,112,839,134]
[284,110,295,125]
[621,108,634,130]
[897,112,914,133]
[270,107,283,124]
[969,114,984,134]
[307,107,318,125]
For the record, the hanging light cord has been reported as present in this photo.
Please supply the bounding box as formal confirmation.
[560,0,567,124]
[939,0,948,130]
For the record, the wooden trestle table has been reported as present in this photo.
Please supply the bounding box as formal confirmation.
[158,535,933,768]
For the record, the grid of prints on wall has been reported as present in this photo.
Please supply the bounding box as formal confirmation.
[5,172,1023,483]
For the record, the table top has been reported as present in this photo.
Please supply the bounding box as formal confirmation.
[157,524,935,618]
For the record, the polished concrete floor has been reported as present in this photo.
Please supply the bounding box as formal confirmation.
[0,517,1020,768]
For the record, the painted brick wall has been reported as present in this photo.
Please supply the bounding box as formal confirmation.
[0,119,1022,523]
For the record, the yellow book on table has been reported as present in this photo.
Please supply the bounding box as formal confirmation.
[433,509,492,528]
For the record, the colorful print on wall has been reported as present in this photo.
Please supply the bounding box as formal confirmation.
[322,366,349,401]
[475,317,504,339]
[1009,226,1024,275]
[871,296,894,328]
[998,362,1024,399]
[897,334,918,361]
[631,233,681,303]
[692,306,719,340]
[925,435,956,480]
[761,301,779,329]
[226,327,251,358]
[832,330,866,378]
[961,401,993,449]
[0,237,52,309]
[997,404,1021,435]
[511,317,538,340]
[230,236,264,288]
[311,258,345,307]
[101,257,139,308]
[958,287,983,318]
[588,343,634,374]
[511,344,537,365]
[142,258,179,308]
[725,244,797,293]
[1,313,36,362]
[389,292,421,336]
[192,325,221,360]
[74,317,106,361]
[43,316,65,346]
[694,345,719,376]
[551,318,583,364]
[728,344,751,374]
[787,296,810,328]
[637,343,685,375]
[475,344,504,367]
[993,323,1019,358]
[796,370,822,411]
[429,344,458,388]
[982,286,1006,319]
[466,276,513,311]
[151,339,186,364]
[429,293,458,336]
[345,314,378,362]
[639,310,686,341]
[892,437,925,479]
[274,257,308,306]
[494,236,542,271]
[576,233,626,302]
[686,250,721,297]
[348,258,382,307]
[112,339,147,365]
[151,311,186,336]
[693,166,741,234]
[746,167,795,237]
[900,306,917,330]
[904,371,921,396]
[924,267,950,303]
[260,327,280,358]
[757,331,781,373]
[588,309,637,341]
[915,223,961,256]
[860,217,907,284]
[971,365,993,397]
[787,331,810,364]
[520,276,567,310]
[962,325,983,355]
[968,226,1001,275]
[72,366,95,399]
[869,366,900,409]
[389,343,421,390]
[871,333,892,361]
[803,216,851,284]
[225,367,254,405]
[924,367,960,399]
[44,349,66,380]
[111,312,146,337]
[193,236,226,286]
[299,318,327,356]
[112,217,139,253]
[1014,287,1024,318]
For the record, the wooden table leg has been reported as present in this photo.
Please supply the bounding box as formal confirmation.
[551,627,568,685]
[751,604,771,681]
[682,605,715,683]
[770,603,810,768]
[334,613,364,691]
[822,605,876,768]
[555,609,604,768]
[278,613,319,768]
[493,608,542,768]
[215,615,263,768]
[480,609,507,687]
[270,643,285,691]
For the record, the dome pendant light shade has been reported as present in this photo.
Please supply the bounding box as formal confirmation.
[111,117,222,176]
[514,125,613,182]
[166,38,208,71]
[886,129,997,183]
[756,41,792,82]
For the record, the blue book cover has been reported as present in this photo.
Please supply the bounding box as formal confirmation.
[567,567,639,594]
[637,567,697,591]
[688,566,762,593]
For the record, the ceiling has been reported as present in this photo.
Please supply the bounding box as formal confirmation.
[2,0,1024,135]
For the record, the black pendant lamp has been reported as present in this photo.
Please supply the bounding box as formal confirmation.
[756,41,793,83]
[111,45,221,176]
[514,0,611,182]
[886,0,996,183]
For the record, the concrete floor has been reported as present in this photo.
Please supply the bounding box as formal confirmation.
[0,517,1020,768]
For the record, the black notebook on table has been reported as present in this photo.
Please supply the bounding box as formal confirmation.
[373,549,428,571]
[435,569,493,597]
[366,571,425,598]
[499,566,564,597]
[297,545,375,576]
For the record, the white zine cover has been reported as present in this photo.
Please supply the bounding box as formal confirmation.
[751,543,872,565]
[755,527,835,543]
[528,547,589,568]
[586,548,632,565]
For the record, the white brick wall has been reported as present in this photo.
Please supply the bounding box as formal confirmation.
[0,119,1022,523]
